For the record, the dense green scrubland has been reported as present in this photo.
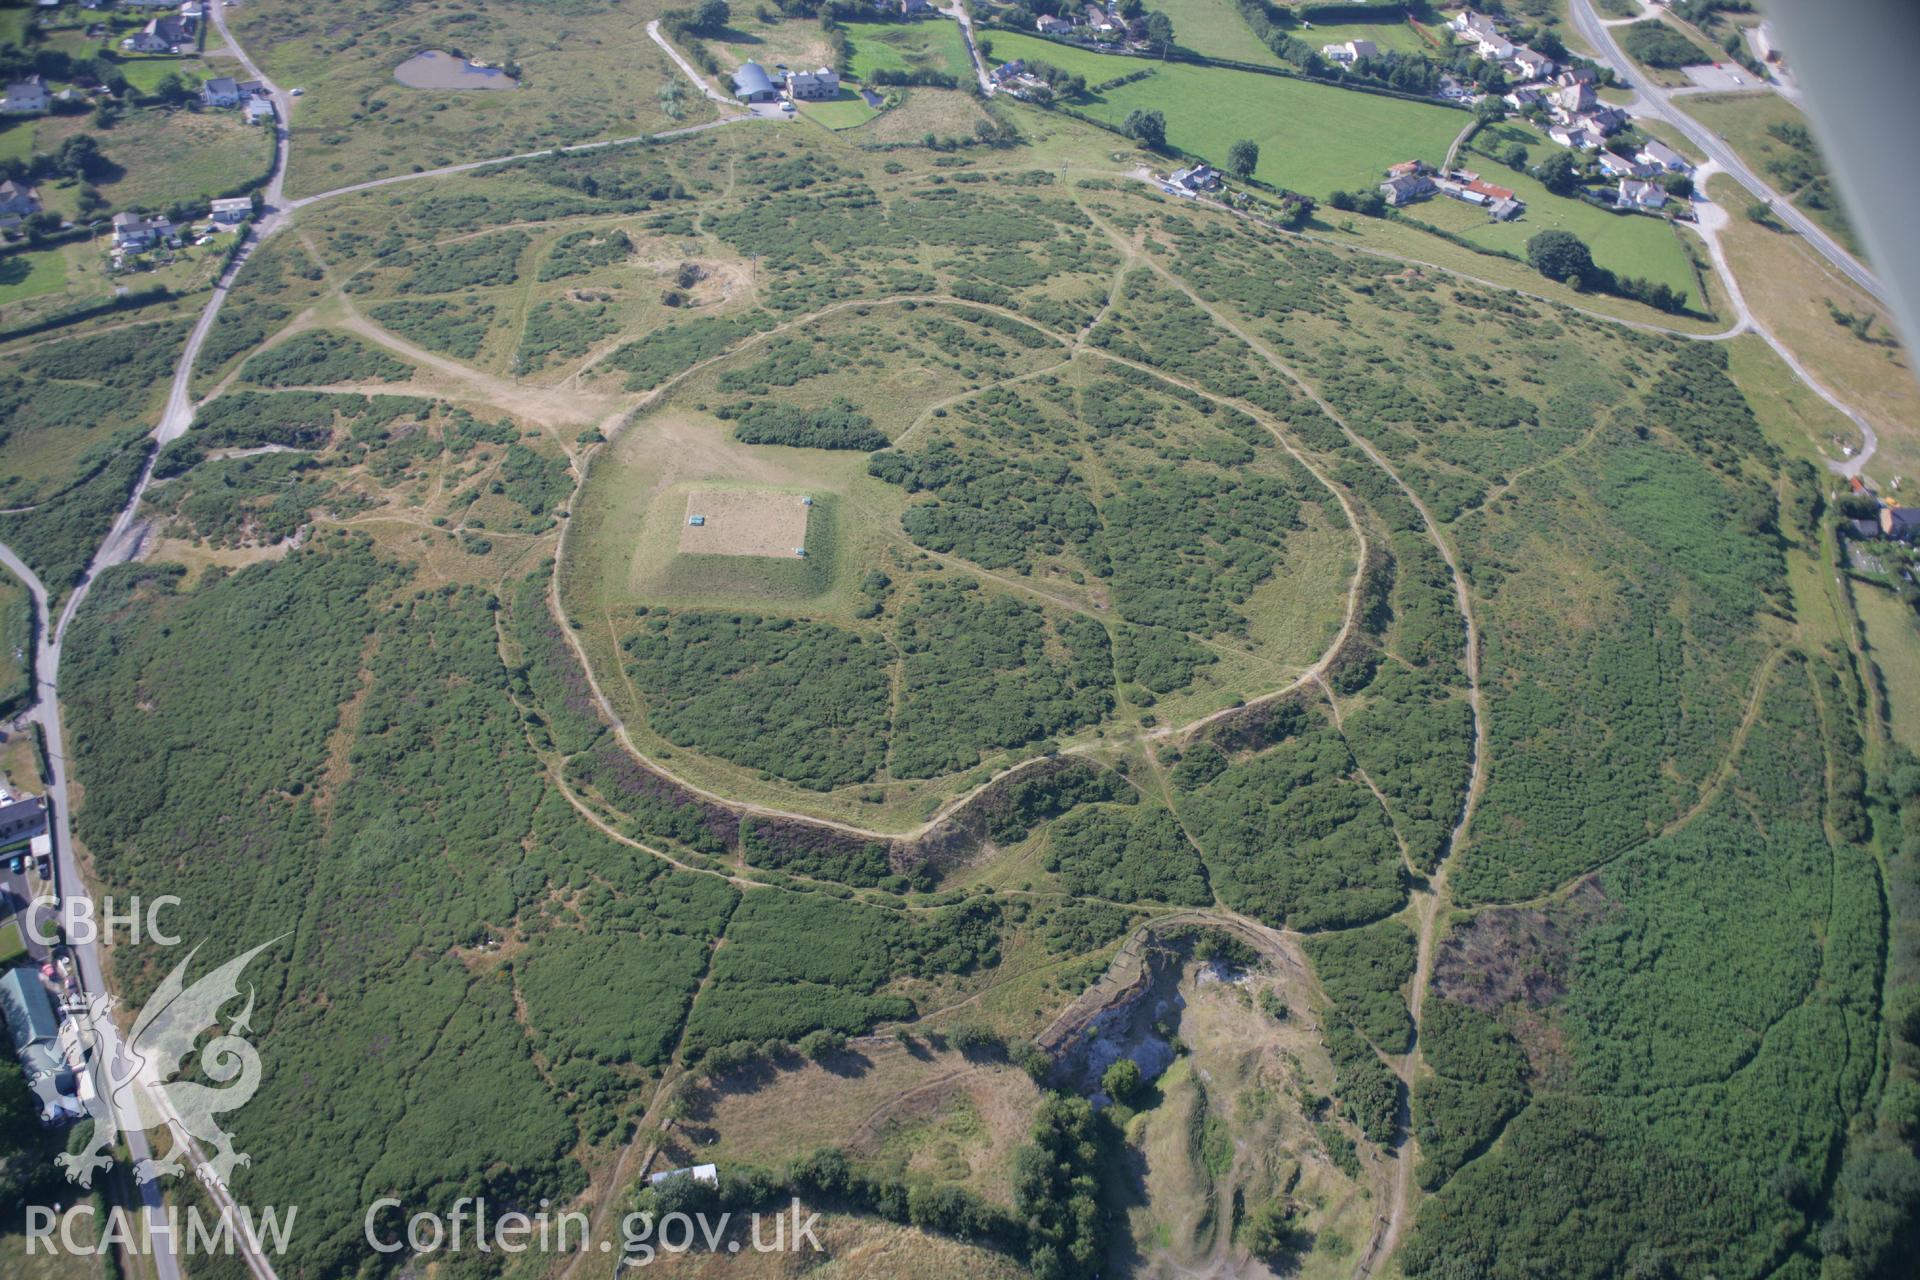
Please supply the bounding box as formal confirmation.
[21,119,1912,1280]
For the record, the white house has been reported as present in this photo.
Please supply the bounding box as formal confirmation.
[1510,47,1554,80]
[209,197,252,225]
[0,179,37,231]
[111,211,176,251]
[123,14,193,53]
[1556,82,1596,113]
[1451,10,1502,46]
[1,76,50,115]
[1598,150,1652,179]
[0,179,41,221]
[1380,172,1436,206]
[1475,32,1516,61]
[786,67,838,100]
[1036,14,1073,34]
[1581,105,1629,137]
[1172,164,1220,192]
[1617,178,1667,210]
[1636,139,1691,174]
[1323,38,1379,64]
[201,75,241,107]
[1548,122,1603,150]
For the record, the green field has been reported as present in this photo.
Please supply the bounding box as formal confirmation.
[0,249,68,307]
[989,32,1463,196]
[33,106,272,213]
[0,3,31,46]
[799,89,883,130]
[0,567,28,713]
[1150,0,1284,65]
[842,18,974,83]
[1295,14,1438,57]
[115,57,211,93]
[1857,583,1920,753]
[0,119,32,166]
[1444,125,1702,304]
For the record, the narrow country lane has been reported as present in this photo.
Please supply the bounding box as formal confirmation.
[0,544,185,1280]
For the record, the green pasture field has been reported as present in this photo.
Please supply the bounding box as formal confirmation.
[1148,0,1284,65]
[988,33,1463,196]
[114,57,212,94]
[1278,204,1722,331]
[1295,14,1438,57]
[0,118,32,165]
[34,107,272,213]
[842,18,974,83]
[228,0,710,199]
[1404,160,1702,306]
[0,567,28,713]
[0,248,68,307]
[1855,583,1920,754]
[0,2,32,46]
[799,90,883,130]
[702,8,840,73]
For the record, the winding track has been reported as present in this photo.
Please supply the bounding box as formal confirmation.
[0,8,1896,1277]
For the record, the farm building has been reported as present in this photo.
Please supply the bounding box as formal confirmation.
[731,63,780,103]
[1172,164,1220,192]
[1880,508,1920,539]
[1380,172,1436,206]
[0,966,73,1099]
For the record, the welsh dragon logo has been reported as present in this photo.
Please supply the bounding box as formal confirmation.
[39,939,281,1188]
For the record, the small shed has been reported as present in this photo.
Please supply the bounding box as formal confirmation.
[688,514,706,526]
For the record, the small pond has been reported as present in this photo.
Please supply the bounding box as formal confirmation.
[394,50,517,90]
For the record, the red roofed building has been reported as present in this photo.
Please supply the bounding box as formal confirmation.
[1465,178,1516,201]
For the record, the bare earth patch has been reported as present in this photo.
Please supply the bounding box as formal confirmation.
[679,487,811,558]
